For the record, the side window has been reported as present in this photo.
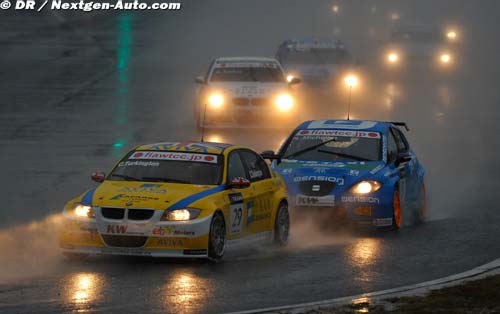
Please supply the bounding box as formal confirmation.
[239,151,271,182]
[392,128,409,153]
[227,152,248,182]
[387,131,398,164]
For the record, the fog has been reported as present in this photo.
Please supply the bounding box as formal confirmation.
[1,0,500,284]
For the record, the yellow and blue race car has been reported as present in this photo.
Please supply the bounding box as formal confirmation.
[59,141,289,260]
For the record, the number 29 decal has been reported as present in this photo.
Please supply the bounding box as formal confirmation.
[228,193,244,234]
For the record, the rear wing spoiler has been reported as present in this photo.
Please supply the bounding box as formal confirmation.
[391,121,410,131]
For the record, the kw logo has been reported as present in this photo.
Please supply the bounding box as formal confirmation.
[107,225,128,234]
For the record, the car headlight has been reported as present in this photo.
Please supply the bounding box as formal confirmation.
[160,208,201,221]
[67,203,95,218]
[446,30,458,41]
[275,93,294,112]
[387,52,399,64]
[208,93,224,109]
[350,181,382,194]
[439,53,452,64]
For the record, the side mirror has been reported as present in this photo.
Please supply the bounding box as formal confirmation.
[194,76,206,84]
[395,152,412,166]
[91,171,106,183]
[288,77,301,85]
[228,177,251,189]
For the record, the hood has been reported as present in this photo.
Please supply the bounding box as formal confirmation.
[91,181,217,210]
[284,64,340,79]
[276,159,385,194]
[208,82,288,98]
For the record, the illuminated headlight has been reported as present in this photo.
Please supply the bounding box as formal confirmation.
[439,53,452,64]
[160,208,201,221]
[67,203,95,218]
[387,52,399,63]
[446,30,457,41]
[275,93,294,112]
[286,74,295,83]
[350,181,382,194]
[208,93,224,109]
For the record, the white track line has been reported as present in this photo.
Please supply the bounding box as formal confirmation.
[224,257,500,314]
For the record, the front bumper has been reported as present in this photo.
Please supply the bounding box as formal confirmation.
[202,101,298,127]
[291,193,394,227]
[59,212,213,258]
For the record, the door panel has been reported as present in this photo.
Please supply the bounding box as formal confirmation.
[225,151,253,239]
[239,150,275,233]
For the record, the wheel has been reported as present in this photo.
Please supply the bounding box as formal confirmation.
[208,212,226,261]
[63,252,89,261]
[414,183,427,224]
[273,202,290,247]
[392,190,403,230]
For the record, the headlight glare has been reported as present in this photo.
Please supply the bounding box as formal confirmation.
[208,93,224,108]
[387,52,399,64]
[275,93,294,112]
[161,208,201,221]
[440,53,452,64]
[350,181,382,194]
[68,203,95,218]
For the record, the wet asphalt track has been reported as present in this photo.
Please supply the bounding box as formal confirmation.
[1,1,500,313]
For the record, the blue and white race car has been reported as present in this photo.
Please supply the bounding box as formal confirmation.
[266,120,426,229]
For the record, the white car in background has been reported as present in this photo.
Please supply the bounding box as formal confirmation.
[380,24,460,72]
[275,37,354,86]
[194,57,301,128]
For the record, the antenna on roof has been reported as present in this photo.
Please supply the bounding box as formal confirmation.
[200,103,207,142]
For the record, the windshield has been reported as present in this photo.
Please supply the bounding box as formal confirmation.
[108,151,223,185]
[210,64,285,82]
[390,31,441,44]
[282,130,382,162]
[281,48,351,65]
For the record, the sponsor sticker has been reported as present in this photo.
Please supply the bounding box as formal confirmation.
[296,129,381,139]
[118,183,167,194]
[156,238,185,248]
[341,195,380,204]
[293,176,344,185]
[104,223,148,235]
[152,226,195,237]
[118,161,160,167]
[110,194,159,201]
[249,169,263,179]
[215,62,278,68]
[129,151,218,164]
[373,218,393,227]
[296,194,335,206]
[228,193,244,204]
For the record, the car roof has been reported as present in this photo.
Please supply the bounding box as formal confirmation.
[281,37,346,49]
[391,24,439,34]
[135,141,237,155]
[296,120,395,134]
[215,57,279,63]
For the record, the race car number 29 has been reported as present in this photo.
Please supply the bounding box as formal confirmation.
[230,204,244,234]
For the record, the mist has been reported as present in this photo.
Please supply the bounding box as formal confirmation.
[1,0,500,283]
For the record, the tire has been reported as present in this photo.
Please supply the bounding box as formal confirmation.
[208,212,226,261]
[63,252,89,261]
[414,183,427,224]
[392,190,403,230]
[273,202,290,247]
